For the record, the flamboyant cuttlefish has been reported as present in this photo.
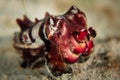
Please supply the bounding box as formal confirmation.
[13,5,96,76]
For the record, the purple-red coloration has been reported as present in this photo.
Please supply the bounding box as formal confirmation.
[13,6,96,76]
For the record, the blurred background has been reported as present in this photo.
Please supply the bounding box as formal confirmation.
[0,0,120,80]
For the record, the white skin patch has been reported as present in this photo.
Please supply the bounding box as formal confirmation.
[50,17,54,25]
[32,22,45,46]
[71,9,78,14]
[61,23,67,36]
[56,20,61,27]
[47,17,58,37]
[43,25,48,40]
[48,25,58,37]
[73,6,77,10]
[67,14,74,20]
[57,16,62,19]
[48,20,61,37]
[22,30,32,44]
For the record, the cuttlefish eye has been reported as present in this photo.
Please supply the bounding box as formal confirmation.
[73,27,96,43]
[73,29,89,42]
[88,27,96,38]
[71,27,96,57]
